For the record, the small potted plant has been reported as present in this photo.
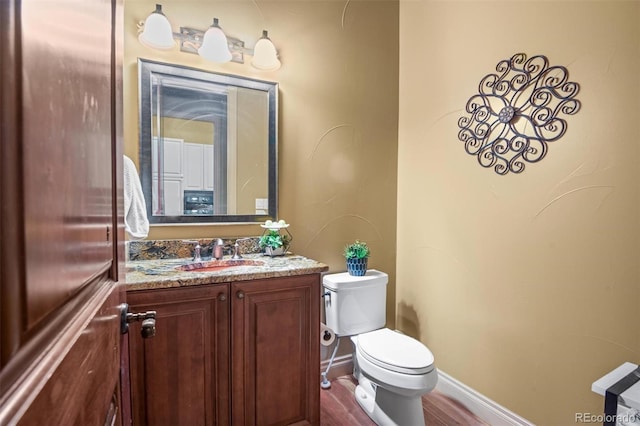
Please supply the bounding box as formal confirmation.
[343,240,370,276]
[259,229,291,257]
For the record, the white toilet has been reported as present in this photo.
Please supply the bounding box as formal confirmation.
[323,270,437,426]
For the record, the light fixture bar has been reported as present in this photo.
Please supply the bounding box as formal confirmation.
[137,4,281,69]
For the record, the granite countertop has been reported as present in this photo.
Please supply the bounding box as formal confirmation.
[125,253,329,291]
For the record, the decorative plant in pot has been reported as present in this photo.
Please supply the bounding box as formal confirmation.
[343,240,370,276]
[259,229,291,257]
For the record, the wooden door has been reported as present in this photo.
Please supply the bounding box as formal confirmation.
[127,284,231,425]
[231,275,320,426]
[0,0,126,424]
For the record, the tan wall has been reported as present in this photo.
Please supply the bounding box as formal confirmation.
[153,117,213,145]
[124,1,399,322]
[398,1,639,424]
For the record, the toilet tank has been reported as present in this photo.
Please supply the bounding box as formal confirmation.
[323,270,388,336]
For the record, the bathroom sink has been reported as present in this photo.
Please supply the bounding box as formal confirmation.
[176,259,266,272]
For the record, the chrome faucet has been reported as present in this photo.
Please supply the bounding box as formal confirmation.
[183,240,202,262]
[232,238,252,260]
[212,238,224,260]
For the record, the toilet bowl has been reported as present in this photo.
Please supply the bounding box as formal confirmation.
[323,270,438,426]
[354,328,437,396]
[351,329,437,426]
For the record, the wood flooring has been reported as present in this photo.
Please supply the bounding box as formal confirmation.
[320,375,488,426]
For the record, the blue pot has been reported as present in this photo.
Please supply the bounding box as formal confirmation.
[346,257,368,276]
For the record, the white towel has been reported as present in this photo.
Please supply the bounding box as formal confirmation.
[123,155,149,240]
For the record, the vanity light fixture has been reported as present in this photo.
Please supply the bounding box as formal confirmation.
[197,18,232,63]
[138,4,175,50]
[138,4,281,70]
[251,31,281,71]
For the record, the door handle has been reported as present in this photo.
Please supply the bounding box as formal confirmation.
[119,303,157,339]
[237,291,245,299]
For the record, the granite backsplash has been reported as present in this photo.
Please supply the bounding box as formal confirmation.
[128,237,263,261]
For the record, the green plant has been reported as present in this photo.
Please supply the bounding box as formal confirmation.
[343,240,370,259]
[259,230,290,249]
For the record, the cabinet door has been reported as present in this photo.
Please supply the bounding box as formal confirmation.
[231,275,320,426]
[152,137,184,215]
[184,142,205,190]
[163,178,184,216]
[128,284,230,426]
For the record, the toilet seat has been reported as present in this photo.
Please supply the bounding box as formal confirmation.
[357,328,435,375]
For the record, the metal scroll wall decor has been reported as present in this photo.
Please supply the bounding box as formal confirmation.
[457,53,581,175]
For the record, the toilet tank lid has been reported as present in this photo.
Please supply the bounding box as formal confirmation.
[323,269,388,291]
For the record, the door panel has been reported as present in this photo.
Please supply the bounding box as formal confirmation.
[14,279,122,426]
[20,0,115,332]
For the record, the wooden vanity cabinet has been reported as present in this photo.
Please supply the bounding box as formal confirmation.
[127,273,320,426]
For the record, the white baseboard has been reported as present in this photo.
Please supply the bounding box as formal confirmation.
[436,369,534,426]
[319,357,533,426]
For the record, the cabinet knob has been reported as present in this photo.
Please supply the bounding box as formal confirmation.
[141,318,156,339]
[237,291,245,299]
[218,293,227,302]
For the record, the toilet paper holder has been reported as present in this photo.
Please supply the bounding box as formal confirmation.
[320,322,339,390]
[320,322,336,347]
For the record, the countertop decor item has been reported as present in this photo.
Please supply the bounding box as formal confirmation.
[343,240,370,276]
[457,53,581,175]
[259,219,292,256]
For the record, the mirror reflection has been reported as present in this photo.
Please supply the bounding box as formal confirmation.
[138,59,278,224]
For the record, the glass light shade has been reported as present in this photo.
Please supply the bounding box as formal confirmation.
[251,31,281,71]
[138,4,175,50]
[198,19,232,63]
